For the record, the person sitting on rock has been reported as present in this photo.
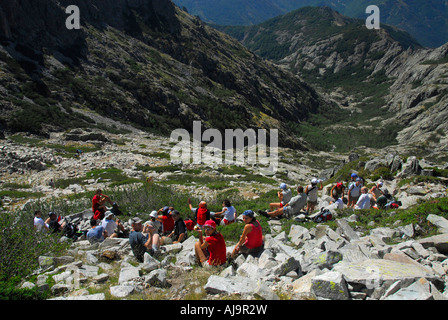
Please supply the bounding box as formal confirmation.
[45,211,66,234]
[213,199,237,226]
[34,210,49,232]
[92,189,113,220]
[260,186,307,219]
[231,210,264,259]
[188,198,210,229]
[369,181,384,206]
[355,187,371,210]
[156,206,175,236]
[161,210,187,245]
[269,183,292,211]
[87,217,107,244]
[101,211,125,239]
[330,182,345,202]
[129,217,160,262]
[148,210,162,235]
[194,220,227,267]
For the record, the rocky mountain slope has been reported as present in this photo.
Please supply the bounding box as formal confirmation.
[0,0,324,149]
[218,7,448,159]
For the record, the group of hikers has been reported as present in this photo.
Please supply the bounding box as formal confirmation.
[34,173,400,268]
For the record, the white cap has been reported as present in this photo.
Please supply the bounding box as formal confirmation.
[150,210,158,218]
[311,178,318,184]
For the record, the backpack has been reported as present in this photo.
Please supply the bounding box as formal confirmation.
[313,208,333,223]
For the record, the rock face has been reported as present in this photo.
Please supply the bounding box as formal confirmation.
[0,0,325,150]
[220,6,448,154]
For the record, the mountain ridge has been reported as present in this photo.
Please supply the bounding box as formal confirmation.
[0,0,326,149]
[217,6,448,158]
[173,0,448,48]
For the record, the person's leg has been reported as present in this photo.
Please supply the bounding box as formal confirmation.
[269,202,281,211]
[267,207,284,217]
[194,242,208,263]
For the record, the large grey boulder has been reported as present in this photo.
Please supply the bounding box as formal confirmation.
[144,269,170,288]
[426,214,448,234]
[333,259,438,288]
[311,271,350,300]
[118,266,140,284]
[384,278,447,300]
[417,234,448,254]
[110,285,135,298]
[204,275,279,300]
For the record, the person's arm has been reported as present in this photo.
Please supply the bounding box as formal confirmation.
[236,224,252,249]
[278,191,283,201]
[197,229,209,250]
[318,181,323,191]
[187,198,193,211]
[331,185,336,196]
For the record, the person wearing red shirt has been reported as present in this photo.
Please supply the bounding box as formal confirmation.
[92,189,112,220]
[231,210,264,258]
[188,198,210,229]
[157,206,174,235]
[194,220,227,267]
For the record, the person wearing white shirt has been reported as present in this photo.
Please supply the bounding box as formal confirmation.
[34,210,49,232]
[101,211,118,238]
[355,187,371,210]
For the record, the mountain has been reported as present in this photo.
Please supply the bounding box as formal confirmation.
[173,0,448,48]
[0,0,325,149]
[218,6,448,158]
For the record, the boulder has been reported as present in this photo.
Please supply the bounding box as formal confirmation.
[204,275,279,300]
[417,234,448,254]
[110,285,135,298]
[333,259,438,288]
[311,271,350,300]
[144,269,170,288]
[426,214,448,234]
[118,266,140,284]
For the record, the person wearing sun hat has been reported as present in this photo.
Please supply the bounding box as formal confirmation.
[194,220,227,267]
[231,210,264,258]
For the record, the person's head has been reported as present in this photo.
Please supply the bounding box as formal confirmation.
[199,201,207,209]
[95,189,102,196]
[150,210,158,220]
[105,211,114,220]
[377,181,383,188]
[361,187,368,194]
[242,210,256,224]
[311,178,318,186]
[48,211,57,221]
[337,182,343,189]
[161,206,170,215]
[279,183,287,190]
[222,199,231,207]
[90,217,98,227]
[34,210,42,218]
[171,210,181,221]
[356,178,361,185]
[131,217,143,231]
[351,173,358,180]
[203,220,216,236]
[297,186,304,194]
